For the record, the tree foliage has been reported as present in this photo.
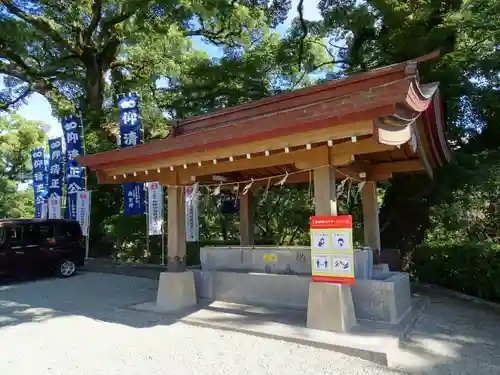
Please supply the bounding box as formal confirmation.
[0,0,293,120]
[0,115,46,218]
[0,0,326,254]
[1,0,500,300]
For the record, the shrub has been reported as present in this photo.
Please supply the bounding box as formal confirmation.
[408,242,500,302]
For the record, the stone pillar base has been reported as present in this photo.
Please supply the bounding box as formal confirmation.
[306,282,357,333]
[156,271,197,311]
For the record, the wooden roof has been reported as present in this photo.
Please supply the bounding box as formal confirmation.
[77,51,451,186]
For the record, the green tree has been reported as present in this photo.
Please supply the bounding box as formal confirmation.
[306,0,500,254]
[156,28,331,118]
[0,0,292,121]
[0,0,302,258]
[0,114,46,218]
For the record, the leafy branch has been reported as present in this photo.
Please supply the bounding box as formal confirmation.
[0,0,77,52]
[84,0,103,40]
[99,0,148,35]
[184,12,244,46]
[296,0,307,68]
[0,84,31,110]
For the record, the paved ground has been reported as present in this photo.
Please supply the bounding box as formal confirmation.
[0,272,499,375]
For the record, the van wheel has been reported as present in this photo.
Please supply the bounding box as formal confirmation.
[56,259,76,278]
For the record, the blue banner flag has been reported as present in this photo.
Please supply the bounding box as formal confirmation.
[31,147,47,218]
[62,115,85,220]
[220,194,240,214]
[118,93,145,216]
[48,138,63,199]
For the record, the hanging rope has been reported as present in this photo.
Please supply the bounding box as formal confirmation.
[163,163,364,189]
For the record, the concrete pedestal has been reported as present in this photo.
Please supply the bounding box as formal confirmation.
[156,271,197,311]
[373,263,390,273]
[306,282,357,333]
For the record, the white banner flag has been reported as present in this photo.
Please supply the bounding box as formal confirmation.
[147,182,163,235]
[48,196,62,219]
[76,190,91,236]
[185,183,199,242]
[41,201,48,219]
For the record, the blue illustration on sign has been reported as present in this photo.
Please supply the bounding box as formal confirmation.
[31,147,47,218]
[118,93,145,216]
[61,115,85,220]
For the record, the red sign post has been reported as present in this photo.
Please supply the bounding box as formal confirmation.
[309,215,355,284]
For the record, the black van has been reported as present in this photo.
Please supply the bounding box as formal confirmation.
[0,219,85,279]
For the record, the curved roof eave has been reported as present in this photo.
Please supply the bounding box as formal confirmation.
[77,52,448,174]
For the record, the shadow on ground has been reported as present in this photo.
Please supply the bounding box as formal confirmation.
[1,268,499,374]
[390,287,500,374]
[0,272,176,329]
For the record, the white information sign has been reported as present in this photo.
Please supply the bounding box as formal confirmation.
[185,183,199,242]
[41,201,48,219]
[147,182,164,235]
[48,196,61,219]
[76,190,91,236]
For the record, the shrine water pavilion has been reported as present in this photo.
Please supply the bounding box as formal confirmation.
[77,52,451,334]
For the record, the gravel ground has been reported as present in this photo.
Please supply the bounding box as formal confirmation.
[0,272,499,375]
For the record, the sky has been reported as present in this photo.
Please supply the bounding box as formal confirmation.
[11,0,322,139]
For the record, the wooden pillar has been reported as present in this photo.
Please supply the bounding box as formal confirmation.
[167,186,187,272]
[239,191,254,246]
[362,181,381,253]
[313,167,337,216]
[308,166,357,333]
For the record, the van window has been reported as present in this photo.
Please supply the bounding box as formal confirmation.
[10,226,23,243]
[11,226,23,246]
[0,226,6,247]
[23,224,39,246]
[39,223,54,240]
[56,222,81,239]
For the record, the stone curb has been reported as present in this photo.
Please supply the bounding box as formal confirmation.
[81,258,201,280]
[398,296,428,341]
[84,258,166,269]
[411,283,500,316]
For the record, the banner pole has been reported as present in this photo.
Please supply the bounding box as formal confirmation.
[161,218,165,266]
[79,112,87,191]
[79,112,91,259]
[85,191,92,259]
[161,187,165,266]
[145,184,150,261]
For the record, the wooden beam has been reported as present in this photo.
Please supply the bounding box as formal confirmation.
[331,154,355,166]
[104,121,374,176]
[98,169,179,185]
[96,170,107,184]
[280,169,392,185]
[370,159,422,174]
[159,172,179,186]
[329,137,394,157]
[297,152,354,169]
[99,159,412,187]
[369,172,393,181]
[177,146,329,183]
